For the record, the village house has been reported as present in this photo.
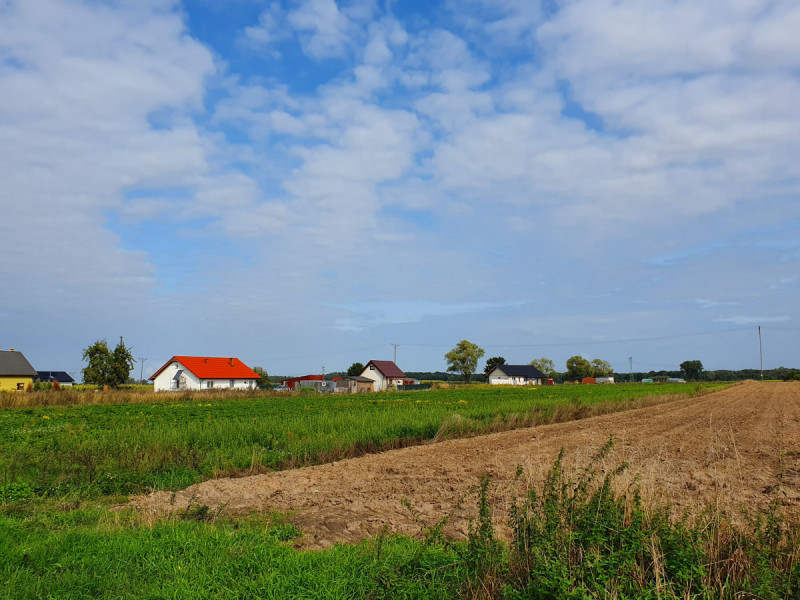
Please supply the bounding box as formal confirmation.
[0,349,37,391]
[36,371,75,387]
[359,360,416,392]
[486,364,547,386]
[149,356,260,392]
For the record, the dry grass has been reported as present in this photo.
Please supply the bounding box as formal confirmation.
[0,387,289,409]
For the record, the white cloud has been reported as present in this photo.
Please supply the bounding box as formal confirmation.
[287,0,355,59]
[714,316,790,325]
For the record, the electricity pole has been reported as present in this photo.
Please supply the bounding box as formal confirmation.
[758,326,763,381]
[391,343,399,363]
[629,357,633,383]
[138,357,147,384]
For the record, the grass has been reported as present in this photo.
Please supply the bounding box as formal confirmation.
[0,383,726,501]
[1,436,796,599]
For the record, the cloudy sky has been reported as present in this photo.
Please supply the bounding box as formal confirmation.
[1,0,798,380]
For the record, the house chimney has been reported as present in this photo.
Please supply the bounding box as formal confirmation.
[9,348,14,352]
[229,358,234,367]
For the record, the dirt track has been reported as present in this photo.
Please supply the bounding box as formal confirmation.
[132,382,800,549]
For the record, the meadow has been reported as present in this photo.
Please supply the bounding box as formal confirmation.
[3,382,798,599]
[0,383,723,500]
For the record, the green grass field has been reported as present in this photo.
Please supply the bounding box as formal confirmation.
[1,383,722,500]
[3,382,798,598]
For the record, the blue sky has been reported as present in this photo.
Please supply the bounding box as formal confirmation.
[1,0,799,380]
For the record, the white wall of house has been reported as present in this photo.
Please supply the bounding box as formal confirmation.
[153,360,256,392]
[487,368,542,386]
[360,365,386,391]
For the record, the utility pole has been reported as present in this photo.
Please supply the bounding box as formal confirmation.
[138,357,147,384]
[391,343,399,363]
[322,365,325,379]
[758,326,763,381]
[629,356,633,383]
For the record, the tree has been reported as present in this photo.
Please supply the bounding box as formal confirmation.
[590,358,613,377]
[680,360,704,381]
[81,337,134,388]
[445,340,485,384]
[253,366,270,387]
[530,357,556,379]
[565,355,592,379]
[484,356,506,378]
[347,362,365,376]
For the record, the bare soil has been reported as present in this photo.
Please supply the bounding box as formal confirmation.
[132,382,800,549]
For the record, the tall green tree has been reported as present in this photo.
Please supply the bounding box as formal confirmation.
[253,366,270,387]
[82,337,134,388]
[680,360,704,381]
[347,362,365,376]
[590,358,613,377]
[445,340,485,384]
[565,355,592,379]
[530,357,556,379]
[484,356,506,378]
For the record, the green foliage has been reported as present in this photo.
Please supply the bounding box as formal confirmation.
[590,358,613,377]
[252,366,269,387]
[484,356,506,378]
[530,358,556,379]
[81,337,134,388]
[347,362,365,377]
[444,340,485,384]
[0,482,34,503]
[680,360,704,381]
[565,355,592,379]
[505,438,704,597]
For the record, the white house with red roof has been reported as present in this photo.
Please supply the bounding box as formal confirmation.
[149,356,260,392]
[359,360,415,392]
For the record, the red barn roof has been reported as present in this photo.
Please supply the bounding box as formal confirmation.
[362,360,406,378]
[149,356,260,381]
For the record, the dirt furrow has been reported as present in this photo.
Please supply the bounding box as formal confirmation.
[131,382,800,549]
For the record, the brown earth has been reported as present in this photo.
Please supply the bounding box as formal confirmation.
[131,381,800,549]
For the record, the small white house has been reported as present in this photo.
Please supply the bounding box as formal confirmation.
[149,356,260,392]
[487,365,546,386]
[359,360,414,392]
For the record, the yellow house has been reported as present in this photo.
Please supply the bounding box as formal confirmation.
[0,349,37,391]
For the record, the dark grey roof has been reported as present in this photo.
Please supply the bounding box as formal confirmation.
[490,364,547,379]
[36,371,75,383]
[341,376,373,382]
[0,351,37,377]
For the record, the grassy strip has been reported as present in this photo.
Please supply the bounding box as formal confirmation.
[0,384,726,501]
[1,437,797,599]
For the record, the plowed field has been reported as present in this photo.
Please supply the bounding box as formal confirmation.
[133,382,800,549]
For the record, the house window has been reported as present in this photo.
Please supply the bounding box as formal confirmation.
[229,379,234,387]
[369,365,375,370]
[17,383,24,391]
[208,381,214,389]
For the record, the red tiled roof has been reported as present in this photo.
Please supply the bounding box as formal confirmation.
[362,360,406,378]
[149,356,260,380]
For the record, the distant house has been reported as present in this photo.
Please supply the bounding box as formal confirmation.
[595,376,615,384]
[487,365,546,386]
[0,349,38,391]
[149,356,260,392]
[359,360,415,391]
[36,371,75,387]
[335,376,374,394]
